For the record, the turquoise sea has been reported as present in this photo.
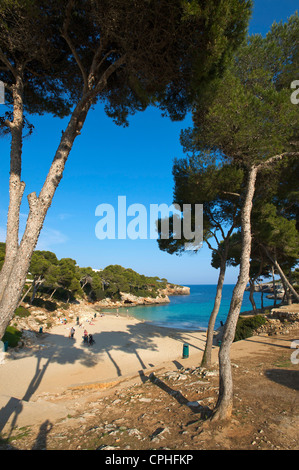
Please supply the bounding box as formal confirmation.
[115,284,275,331]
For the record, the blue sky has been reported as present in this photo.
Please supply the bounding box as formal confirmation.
[0,1,298,285]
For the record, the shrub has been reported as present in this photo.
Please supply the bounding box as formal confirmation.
[60,303,70,310]
[14,306,30,318]
[44,300,57,312]
[2,326,22,347]
[32,298,57,311]
[234,315,267,342]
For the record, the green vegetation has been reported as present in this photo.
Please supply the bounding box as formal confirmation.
[14,306,30,318]
[99,265,168,301]
[2,325,22,347]
[0,243,169,306]
[234,315,267,342]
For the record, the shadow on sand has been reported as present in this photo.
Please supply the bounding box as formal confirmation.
[0,322,206,437]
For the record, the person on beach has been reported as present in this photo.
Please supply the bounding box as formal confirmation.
[88,334,95,346]
[69,327,75,339]
[83,330,88,344]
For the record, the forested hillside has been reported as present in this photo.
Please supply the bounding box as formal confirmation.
[0,243,170,305]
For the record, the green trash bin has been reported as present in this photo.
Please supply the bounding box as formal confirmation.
[4,341,8,352]
[39,327,43,334]
[183,343,189,359]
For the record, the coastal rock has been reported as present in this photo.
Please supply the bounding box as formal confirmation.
[120,292,170,306]
[161,284,190,296]
[93,291,171,309]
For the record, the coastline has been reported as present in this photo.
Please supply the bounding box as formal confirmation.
[92,284,190,310]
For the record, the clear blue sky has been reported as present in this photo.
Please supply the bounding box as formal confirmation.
[0,1,298,285]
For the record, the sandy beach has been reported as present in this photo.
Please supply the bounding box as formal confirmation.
[1,313,209,396]
[0,312,211,429]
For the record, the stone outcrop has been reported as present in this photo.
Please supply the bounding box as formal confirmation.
[95,292,170,308]
[94,284,190,309]
[254,304,299,336]
[161,284,190,296]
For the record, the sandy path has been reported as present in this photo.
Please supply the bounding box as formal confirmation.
[0,313,208,401]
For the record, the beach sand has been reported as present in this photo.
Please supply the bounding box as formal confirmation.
[1,309,298,434]
[0,313,209,423]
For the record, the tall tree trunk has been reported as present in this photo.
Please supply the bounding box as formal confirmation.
[0,75,25,301]
[19,282,33,305]
[264,249,299,303]
[250,259,264,313]
[271,265,277,307]
[49,288,57,300]
[249,279,257,313]
[201,242,228,368]
[212,165,258,421]
[261,289,264,311]
[0,55,127,340]
[0,98,91,339]
[30,276,43,304]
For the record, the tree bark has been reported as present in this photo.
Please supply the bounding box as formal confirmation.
[30,276,43,304]
[0,96,91,339]
[249,279,257,313]
[0,74,25,301]
[201,242,228,368]
[212,165,258,421]
[271,265,277,307]
[19,282,33,305]
[49,288,57,300]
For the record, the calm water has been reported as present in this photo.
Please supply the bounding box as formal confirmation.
[113,284,275,331]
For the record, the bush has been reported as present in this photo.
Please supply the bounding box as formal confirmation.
[234,315,267,342]
[60,302,70,310]
[15,306,30,318]
[32,298,57,311]
[44,300,57,312]
[2,326,22,347]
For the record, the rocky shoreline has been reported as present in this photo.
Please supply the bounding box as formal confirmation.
[245,282,286,300]
[93,284,190,309]
[10,284,190,340]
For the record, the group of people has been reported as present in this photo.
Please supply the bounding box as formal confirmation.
[68,327,95,346]
[83,330,95,346]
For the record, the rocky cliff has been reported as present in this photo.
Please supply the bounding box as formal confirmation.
[161,284,190,296]
[94,284,190,309]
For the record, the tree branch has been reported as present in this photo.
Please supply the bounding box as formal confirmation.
[221,190,241,198]
[27,192,39,213]
[0,48,17,79]
[93,54,127,95]
[257,152,299,170]
[4,119,13,129]
[62,0,88,93]
[205,238,219,254]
